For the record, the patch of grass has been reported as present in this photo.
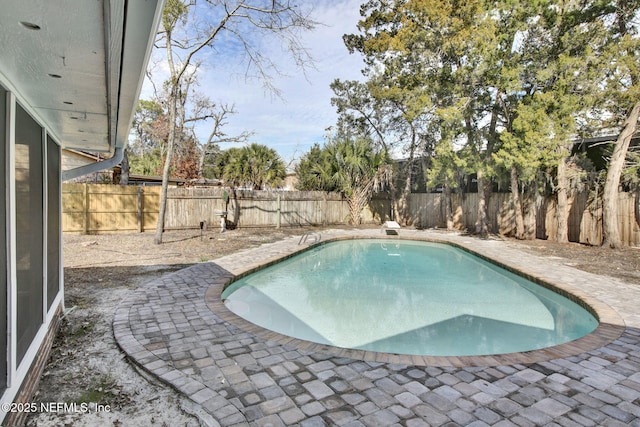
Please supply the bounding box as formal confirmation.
[72,374,121,405]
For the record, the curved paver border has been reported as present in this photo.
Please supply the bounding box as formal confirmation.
[115,229,639,427]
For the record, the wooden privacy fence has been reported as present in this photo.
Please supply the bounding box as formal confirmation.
[407,191,640,246]
[63,184,160,233]
[62,184,382,234]
[163,187,377,230]
[62,183,640,246]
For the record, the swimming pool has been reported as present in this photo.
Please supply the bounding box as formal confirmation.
[221,239,598,356]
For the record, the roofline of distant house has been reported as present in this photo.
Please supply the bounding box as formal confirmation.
[577,133,640,145]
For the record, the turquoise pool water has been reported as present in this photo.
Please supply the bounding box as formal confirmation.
[222,239,598,356]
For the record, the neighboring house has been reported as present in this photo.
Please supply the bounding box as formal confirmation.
[61,150,190,185]
[574,133,640,171]
[0,1,164,425]
[62,149,114,183]
[283,172,299,191]
[113,170,189,186]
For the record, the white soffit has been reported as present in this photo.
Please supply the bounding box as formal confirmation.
[0,0,163,154]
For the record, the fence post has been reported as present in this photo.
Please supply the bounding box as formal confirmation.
[83,183,89,234]
[137,187,144,233]
[276,193,281,229]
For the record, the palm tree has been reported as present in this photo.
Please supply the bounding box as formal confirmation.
[305,137,390,224]
[220,144,286,189]
[220,147,247,187]
[245,144,286,190]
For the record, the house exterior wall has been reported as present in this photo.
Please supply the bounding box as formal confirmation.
[61,150,114,184]
[62,150,97,171]
[0,79,64,426]
[1,307,60,427]
[0,1,163,423]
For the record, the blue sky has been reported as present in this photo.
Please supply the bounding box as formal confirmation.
[142,0,366,167]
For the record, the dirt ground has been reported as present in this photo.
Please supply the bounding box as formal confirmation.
[27,227,309,427]
[26,226,639,426]
[506,237,640,284]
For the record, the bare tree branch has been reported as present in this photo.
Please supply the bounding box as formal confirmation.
[152,0,317,243]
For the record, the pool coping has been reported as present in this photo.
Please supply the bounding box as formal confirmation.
[206,233,626,368]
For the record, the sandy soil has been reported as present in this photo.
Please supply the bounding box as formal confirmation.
[25,227,639,426]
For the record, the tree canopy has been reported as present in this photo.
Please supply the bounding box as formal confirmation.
[328,0,640,243]
[214,143,286,190]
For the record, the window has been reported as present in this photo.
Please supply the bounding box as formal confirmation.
[46,136,60,309]
[15,103,44,364]
[0,85,7,391]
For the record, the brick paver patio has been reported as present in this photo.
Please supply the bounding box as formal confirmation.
[114,229,640,426]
